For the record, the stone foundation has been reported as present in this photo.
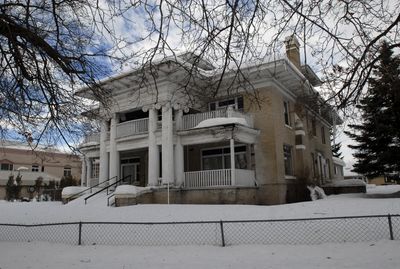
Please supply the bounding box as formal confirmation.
[115,187,260,206]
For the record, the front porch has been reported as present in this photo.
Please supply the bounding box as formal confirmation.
[80,105,259,190]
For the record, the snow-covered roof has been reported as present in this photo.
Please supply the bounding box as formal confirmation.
[194,117,249,129]
[332,157,346,167]
[0,140,62,154]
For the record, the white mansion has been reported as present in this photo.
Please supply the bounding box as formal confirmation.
[78,36,342,204]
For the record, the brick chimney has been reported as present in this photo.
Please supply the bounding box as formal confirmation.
[284,35,301,69]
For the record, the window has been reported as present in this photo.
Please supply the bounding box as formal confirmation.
[0,163,13,171]
[209,96,244,111]
[31,165,39,172]
[202,145,247,170]
[311,153,317,178]
[321,126,326,144]
[283,101,291,126]
[311,119,316,136]
[41,166,45,172]
[63,167,72,177]
[283,145,293,176]
[91,162,99,179]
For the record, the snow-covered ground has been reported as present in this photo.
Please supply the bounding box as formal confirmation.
[1,192,400,224]
[0,186,400,268]
[1,240,399,269]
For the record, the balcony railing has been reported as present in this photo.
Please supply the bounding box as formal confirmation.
[183,168,256,189]
[83,133,100,144]
[181,109,253,130]
[116,118,149,138]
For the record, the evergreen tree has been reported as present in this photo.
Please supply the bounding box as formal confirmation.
[345,42,400,178]
[332,141,343,159]
[330,131,343,159]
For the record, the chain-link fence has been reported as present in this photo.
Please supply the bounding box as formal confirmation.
[0,214,399,246]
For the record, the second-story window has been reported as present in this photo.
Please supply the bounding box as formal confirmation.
[321,126,326,144]
[283,101,291,126]
[209,96,244,111]
[311,119,317,136]
[31,165,39,172]
[0,163,13,171]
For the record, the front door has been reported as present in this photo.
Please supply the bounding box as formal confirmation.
[121,163,141,185]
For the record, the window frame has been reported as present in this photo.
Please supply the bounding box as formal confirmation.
[31,164,39,172]
[311,119,317,136]
[63,167,72,177]
[321,126,326,144]
[209,96,244,111]
[0,163,13,171]
[283,101,291,126]
[201,145,247,170]
[283,144,294,176]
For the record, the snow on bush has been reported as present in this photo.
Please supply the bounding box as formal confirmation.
[61,186,87,196]
[114,185,152,196]
[307,185,327,201]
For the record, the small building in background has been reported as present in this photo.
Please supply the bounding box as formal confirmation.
[332,157,345,181]
[0,141,81,200]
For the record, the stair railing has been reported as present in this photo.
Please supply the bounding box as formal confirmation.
[65,176,117,203]
[84,175,132,205]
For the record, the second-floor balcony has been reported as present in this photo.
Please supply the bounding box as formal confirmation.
[82,108,254,144]
[181,108,254,130]
[116,118,149,138]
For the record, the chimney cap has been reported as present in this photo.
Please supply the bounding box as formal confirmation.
[284,35,300,49]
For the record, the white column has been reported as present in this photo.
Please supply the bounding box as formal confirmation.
[148,107,159,186]
[109,114,119,185]
[161,103,174,184]
[87,158,92,187]
[99,120,109,184]
[175,109,184,186]
[230,138,236,186]
[80,156,87,187]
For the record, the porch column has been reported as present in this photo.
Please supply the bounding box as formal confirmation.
[109,114,119,185]
[99,119,109,183]
[86,158,92,187]
[230,138,236,185]
[161,103,174,184]
[80,156,87,187]
[147,107,159,186]
[174,109,184,186]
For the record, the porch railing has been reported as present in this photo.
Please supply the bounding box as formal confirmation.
[184,169,232,188]
[184,169,256,188]
[116,118,149,138]
[181,109,253,130]
[181,110,227,130]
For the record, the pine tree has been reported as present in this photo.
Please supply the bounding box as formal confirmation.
[332,141,343,159]
[345,42,400,179]
[331,131,343,159]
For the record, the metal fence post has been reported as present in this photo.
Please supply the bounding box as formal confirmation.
[388,214,394,240]
[78,222,82,245]
[220,220,225,247]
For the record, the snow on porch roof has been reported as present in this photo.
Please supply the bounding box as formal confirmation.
[194,117,249,129]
